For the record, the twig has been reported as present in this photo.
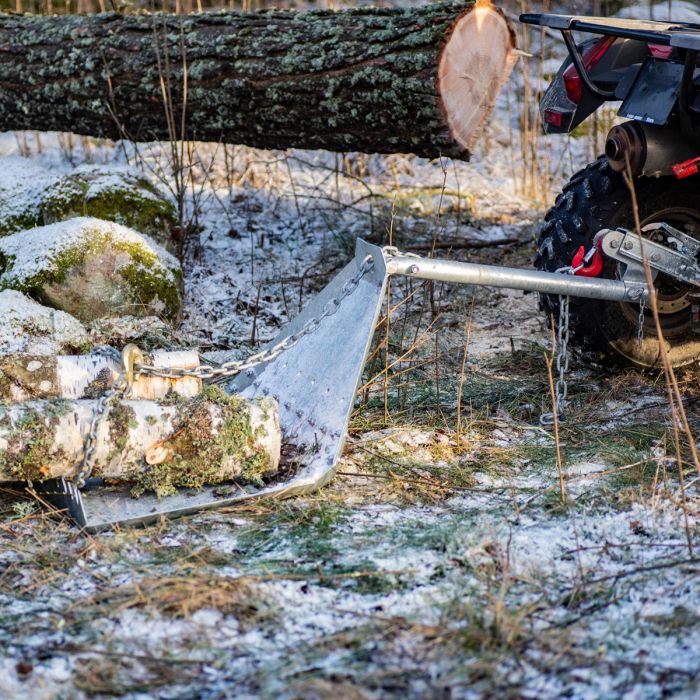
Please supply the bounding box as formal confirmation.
[408,236,522,251]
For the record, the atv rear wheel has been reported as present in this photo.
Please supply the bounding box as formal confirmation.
[535,157,700,369]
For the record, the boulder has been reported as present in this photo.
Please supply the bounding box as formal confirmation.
[0,158,47,237]
[0,289,88,358]
[0,158,175,245]
[42,167,176,245]
[0,289,90,401]
[0,217,182,323]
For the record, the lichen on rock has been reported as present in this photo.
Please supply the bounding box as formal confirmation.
[0,158,175,245]
[42,168,176,245]
[0,217,182,323]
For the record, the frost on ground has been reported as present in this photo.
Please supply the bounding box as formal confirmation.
[1,1,700,697]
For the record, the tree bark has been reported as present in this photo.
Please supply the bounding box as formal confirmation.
[0,2,514,159]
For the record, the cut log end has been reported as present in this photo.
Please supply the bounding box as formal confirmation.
[438,4,515,155]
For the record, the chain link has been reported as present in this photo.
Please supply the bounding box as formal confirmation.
[541,294,571,426]
[76,383,125,487]
[637,295,645,350]
[555,294,570,405]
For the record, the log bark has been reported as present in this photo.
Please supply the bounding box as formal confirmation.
[0,2,514,159]
[0,393,281,496]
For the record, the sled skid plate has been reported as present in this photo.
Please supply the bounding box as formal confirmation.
[32,240,388,531]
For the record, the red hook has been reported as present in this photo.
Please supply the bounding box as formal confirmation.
[571,244,604,277]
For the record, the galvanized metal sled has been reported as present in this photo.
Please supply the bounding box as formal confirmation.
[33,240,388,530]
[32,225,700,530]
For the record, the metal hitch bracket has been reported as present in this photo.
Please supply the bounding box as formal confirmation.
[601,224,700,287]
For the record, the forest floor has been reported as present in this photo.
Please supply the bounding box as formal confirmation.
[2,2,700,698]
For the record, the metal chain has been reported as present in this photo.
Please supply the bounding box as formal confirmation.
[541,294,570,426]
[136,254,375,382]
[76,383,125,487]
[637,295,645,350]
[555,294,571,407]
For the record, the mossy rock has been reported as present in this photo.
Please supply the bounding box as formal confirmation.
[0,217,183,323]
[0,158,175,246]
[42,168,176,245]
[0,158,48,237]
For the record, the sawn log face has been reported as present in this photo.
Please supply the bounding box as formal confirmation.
[0,2,514,158]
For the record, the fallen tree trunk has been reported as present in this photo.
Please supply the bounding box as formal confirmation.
[0,391,281,497]
[0,2,514,159]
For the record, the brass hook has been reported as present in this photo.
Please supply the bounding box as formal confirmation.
[120,344,144,392]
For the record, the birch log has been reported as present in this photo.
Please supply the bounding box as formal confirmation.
[0,350,201,402]
[0,2,515,159]
[0,392,281,497]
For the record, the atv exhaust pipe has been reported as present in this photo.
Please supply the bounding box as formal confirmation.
[605,121,697,178]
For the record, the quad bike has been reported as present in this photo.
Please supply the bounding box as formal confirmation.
[20,13,700,530]
[520,12,700,368]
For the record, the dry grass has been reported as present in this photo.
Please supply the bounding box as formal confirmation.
[78,573,275,622]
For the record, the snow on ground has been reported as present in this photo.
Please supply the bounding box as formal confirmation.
[1,1,700,698]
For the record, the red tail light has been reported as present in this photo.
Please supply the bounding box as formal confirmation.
[648,44,674,60]
[563,36,616,104]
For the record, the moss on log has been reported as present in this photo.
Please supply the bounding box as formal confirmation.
[0,2,514,159]
[0,392,281,496]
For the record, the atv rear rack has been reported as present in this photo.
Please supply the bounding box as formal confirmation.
[519,13,700,50]
[520,13,700,119]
